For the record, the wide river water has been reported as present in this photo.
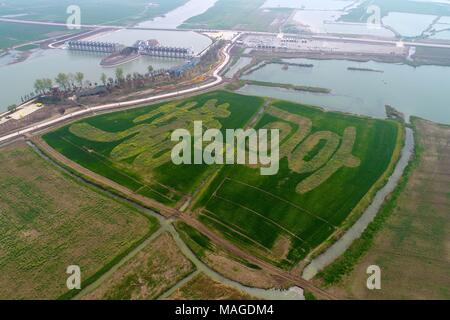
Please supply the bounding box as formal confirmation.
[0,30,211,112]
[0,0,219,112]
[239,58,450,124]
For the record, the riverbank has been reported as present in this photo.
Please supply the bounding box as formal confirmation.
[25,140,304,301]
[237,57,450,124]
[302,127,414,280]
[229,79,331,94]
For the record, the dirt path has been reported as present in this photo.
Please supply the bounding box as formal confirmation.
[180,214,336,300]
[31,136,179,218]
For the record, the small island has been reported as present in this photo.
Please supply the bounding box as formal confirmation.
[347,67,384,73]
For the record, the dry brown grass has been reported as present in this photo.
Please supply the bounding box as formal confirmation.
[271,236,292,261]
[168,273,254,300]
[204,252,283,289]
[82,232,195,300]
[331,119,450,299]
[0,143,153,299]
[291,131,340,174]
[267,106,312,158]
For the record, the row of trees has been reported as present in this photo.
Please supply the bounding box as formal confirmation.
[29,63,158,97]
[22,41,224,105]
[33,72,85,95]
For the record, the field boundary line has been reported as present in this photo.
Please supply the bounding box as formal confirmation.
[31,136,179,218]
[60,136,179,203]
[203,176,228,208]
[223,177,334,226]
[201,209,273,254]
[213,194,307,245]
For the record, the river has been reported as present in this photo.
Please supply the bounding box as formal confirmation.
[239,58,450,124]
[0,0,219,112]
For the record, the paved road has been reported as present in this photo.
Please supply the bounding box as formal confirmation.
[0,35,237,144]
[0,17,199,32]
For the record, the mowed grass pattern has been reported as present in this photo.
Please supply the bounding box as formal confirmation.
[43,91,264,207]
[43,91,400,268]
[195,98,400,267]
[0,143,158,299]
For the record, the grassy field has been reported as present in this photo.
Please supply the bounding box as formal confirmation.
[82,232,195,300]
[341,0,450,23]
[0,0,188,49]
[0,0,188,25]
[43,91,264,208]
[180,0,293,32]
[193,98,401,268]
[0,22,73,49]
[169,273,254,300]
[326,118,450,299]
[0,143,158,299]
[43,90,401,270]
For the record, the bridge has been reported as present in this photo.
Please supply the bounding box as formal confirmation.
[66,40,121,53]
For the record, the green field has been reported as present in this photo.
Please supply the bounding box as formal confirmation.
[0,0,188,49]
[180,0,292,32]
[82,232,195,300]
[0,0,188,25]
[43,91,264,208]
[0,22,73,49]
[341,0,450,23]
[0,143,159,299]
[43,91,401,268]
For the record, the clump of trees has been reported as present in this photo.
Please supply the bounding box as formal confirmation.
[34,78,53,95]
[7,104,17,112]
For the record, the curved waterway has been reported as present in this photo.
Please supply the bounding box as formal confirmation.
[239,58,450,124]
[302,128,415,280]
[27,142,304,300]
[225,57,253,78]
[136,0,218,29]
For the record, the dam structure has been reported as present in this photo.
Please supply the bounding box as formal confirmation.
[66,40,121,53]
[133,40,194,59]
[66,39,194,59]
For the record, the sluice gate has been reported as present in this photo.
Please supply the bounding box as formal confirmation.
[133,40,194,59]
[66,40,121,53]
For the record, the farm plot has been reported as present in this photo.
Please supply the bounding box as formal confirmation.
[82,232,195,300]
[194,98,401,268]
[43,91,401,269]
[0,143,158,299]
[179,0,293,32]
[169,273,254,300]
[43,91,264,208]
